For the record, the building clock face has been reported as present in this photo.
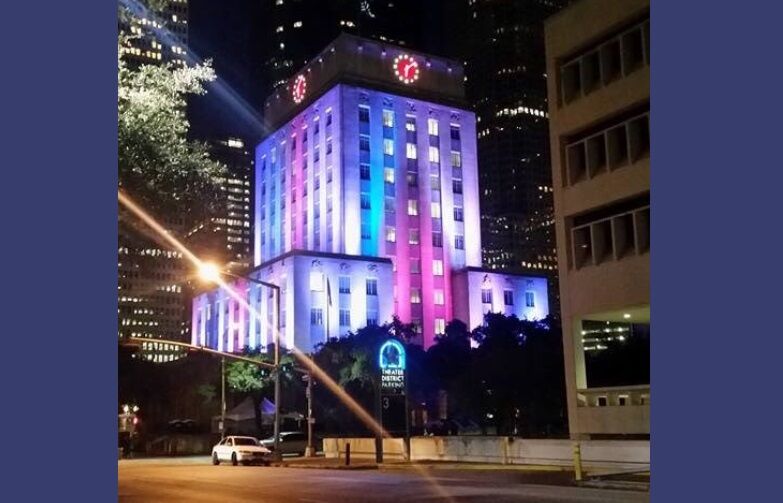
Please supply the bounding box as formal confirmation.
[393,54,420,84]
[292,74,307,104]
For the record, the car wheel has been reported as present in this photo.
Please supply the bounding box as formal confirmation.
[212,453,220,465]
[231,453,238,466]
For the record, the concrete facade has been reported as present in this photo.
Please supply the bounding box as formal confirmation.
[323,436,650,470]
[545,0,650,438]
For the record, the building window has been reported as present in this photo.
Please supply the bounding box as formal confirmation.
[338,276,351,294]
[361,193,371,209]
[454,207,464,221]
[405,116,416,132]
[339,309,351,326]
[407,199,418,216]
[384,167,395,183]
[410,258,420,274]
[386,226,396,242]
[434,289,445,305]
[310,271,324,291]
[428,118,439,136]
[407,173,418,187]
[432,232,443,247]
[481,288,492,304]
[450,124,460,141]
[358,106,370,123]
[455,235,465,250]
[366,278,378,296]
[384,139,395,156]
[311,308,323,325]
[432,259,444,276]
[360,135,370,152]
[409,229,420,245]
[406,143,417,159]
[435,318,446,335]
[361,221,371,239]
[410,288,422,304]
[504,290,514,306]
[525,291,535,307]
[367,310,379,326]
[383,109,394,128]
[453,180,463,194]
[431,202,441,219]
[360,163,371,180]
[428,146,440,163]
[326,139,333,154]
[326,112,332,126]
[451,151,461,167]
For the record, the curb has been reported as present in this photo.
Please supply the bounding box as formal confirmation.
[272,462,379,470]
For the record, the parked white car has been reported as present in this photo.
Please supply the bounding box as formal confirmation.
[259,432,308,456]
[212,436,272,466]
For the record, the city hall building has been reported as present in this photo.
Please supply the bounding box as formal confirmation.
[192,34,549,352]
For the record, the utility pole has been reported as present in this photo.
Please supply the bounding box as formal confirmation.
[273,287,282,461]
[221,357,226,438]
[305,372,314,457]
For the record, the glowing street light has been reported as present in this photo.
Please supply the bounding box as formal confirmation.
[197,261,222,284]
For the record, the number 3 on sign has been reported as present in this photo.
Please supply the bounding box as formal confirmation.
[382,397,390,410]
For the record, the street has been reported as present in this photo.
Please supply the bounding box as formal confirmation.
[118,459,648,503]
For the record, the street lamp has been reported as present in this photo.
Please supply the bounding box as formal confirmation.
[198,261,283,461]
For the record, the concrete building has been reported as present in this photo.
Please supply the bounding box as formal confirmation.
[545,0,650,438]
[192,34,548,353]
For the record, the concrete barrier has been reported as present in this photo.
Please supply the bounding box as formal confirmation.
[324,436,649,470]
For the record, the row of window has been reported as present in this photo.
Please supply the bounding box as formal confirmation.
[560,18,650,105]
[481,289,536,307]
[565,111,649,186]
[572,204,650,269]
[359,106,461,141]
[312,307,448,335]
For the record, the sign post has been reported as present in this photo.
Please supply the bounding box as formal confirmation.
[378,339,407,463]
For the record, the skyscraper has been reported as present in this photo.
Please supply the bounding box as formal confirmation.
[259,0,446,96]
[118,0,191,362]
[185,137,254,273]
[464,0,567,316]
[193,34,549,352]
[119,0,189,68]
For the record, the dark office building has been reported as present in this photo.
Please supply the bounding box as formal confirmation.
[259,0,449,96]
[464,0,567,315]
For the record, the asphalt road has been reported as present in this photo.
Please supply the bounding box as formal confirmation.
[118,459,649,503]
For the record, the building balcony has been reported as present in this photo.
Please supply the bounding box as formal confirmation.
[575,385,650,435]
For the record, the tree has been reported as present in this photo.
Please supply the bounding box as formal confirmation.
[224,346,299,435]
[118,34,225,227]
[310,318,416,435]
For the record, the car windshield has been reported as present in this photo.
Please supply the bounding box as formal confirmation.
[233,438,258,446]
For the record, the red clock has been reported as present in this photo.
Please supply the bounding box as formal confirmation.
[292,74,307,104]
[393,54,420,84]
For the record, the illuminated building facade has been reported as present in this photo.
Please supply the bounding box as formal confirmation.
[193,34,548,352]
